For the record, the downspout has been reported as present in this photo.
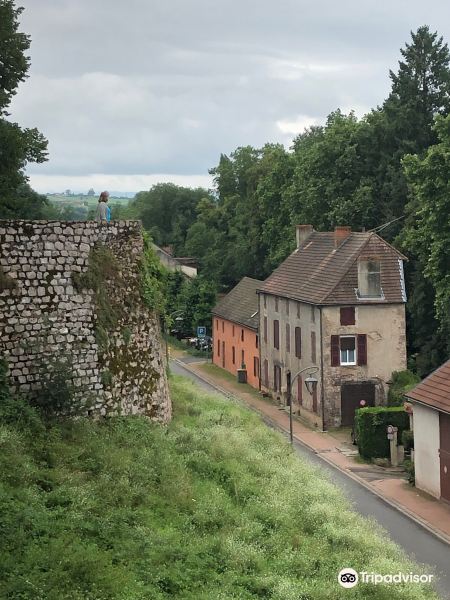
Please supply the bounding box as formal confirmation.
[320,306,326,432]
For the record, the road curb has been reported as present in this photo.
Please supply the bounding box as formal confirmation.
[173,358,450,548]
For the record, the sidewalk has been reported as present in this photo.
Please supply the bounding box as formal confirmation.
[175,355,450,546]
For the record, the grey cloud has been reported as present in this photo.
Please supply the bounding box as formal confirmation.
[9,0,450,186]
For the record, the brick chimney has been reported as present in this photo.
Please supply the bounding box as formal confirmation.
[296,224,314,248]
[334,226,351,248]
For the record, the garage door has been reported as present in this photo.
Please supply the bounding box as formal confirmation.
[341,382,375,427]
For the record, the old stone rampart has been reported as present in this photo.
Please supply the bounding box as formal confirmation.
[0,220,171,422]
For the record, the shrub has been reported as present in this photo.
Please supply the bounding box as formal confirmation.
[402,429,414,451]
[355,406,409,460]
[404,459,415,485]
[388,370,420,406]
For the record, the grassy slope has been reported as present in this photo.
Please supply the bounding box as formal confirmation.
[0,376,437,600]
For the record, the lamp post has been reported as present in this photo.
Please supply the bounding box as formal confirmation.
[287,366,319,444]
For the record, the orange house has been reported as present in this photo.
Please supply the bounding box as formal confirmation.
[212,277,261,390]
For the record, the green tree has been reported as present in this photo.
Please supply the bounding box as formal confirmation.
[402,114,450,370]
[0,0,48,217]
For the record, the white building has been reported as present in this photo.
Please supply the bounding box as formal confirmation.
[406,360,450,501]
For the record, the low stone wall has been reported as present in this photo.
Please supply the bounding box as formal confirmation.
[0,220,171,422]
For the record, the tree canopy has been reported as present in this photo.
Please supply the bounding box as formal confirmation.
[0,0,48,218]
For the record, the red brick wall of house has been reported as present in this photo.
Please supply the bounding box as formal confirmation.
[212,316,260,389]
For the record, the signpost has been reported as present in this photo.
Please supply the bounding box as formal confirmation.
[387,425,399,467]
[197,326,206,338]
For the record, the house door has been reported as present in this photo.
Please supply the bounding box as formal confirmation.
[221,341,225,368]
[286,371,292,406]
[274,365,281,394]
[340,382,375,427]
[439,412,450,502]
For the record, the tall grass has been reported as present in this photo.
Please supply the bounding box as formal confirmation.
[0,375,438,599]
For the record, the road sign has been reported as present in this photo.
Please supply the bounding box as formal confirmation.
[197,326,206,338]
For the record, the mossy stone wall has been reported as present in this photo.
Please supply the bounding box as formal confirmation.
[0,220,171,422]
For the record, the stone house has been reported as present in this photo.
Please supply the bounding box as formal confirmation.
[212,277,261,390]
[406,360,450,501]
[258,225,407,429]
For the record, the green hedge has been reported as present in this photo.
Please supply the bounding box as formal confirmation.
[355,406,410,460]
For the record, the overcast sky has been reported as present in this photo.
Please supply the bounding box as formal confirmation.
[9,0,450,194]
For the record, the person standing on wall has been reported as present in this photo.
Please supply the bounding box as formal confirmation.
[96,191,110,222]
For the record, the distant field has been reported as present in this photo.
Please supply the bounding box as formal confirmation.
[47,194,132,207]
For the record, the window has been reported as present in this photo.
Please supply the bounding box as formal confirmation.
[264,359,269,387]
[232,346,235,364]
[358,258,382,297]
[311,331,316,363]
[311,305,315,323]
[255,334,258,349]
[217,339,220,356]
[273,320,280,349]
[241,349,245,366]
[241,329,244,342]
[286,323,290,352]
[340,307,355,326]
[253,356,259,378]
[340,336,356,365]
[297,302,301,319]
[295,327,302,358]
[275,297,279,312]
[216,319,218,331]
[285,299,290,315]
[232,325,235,336]
[263,294,267,309]
[222,320,224,333]
[264,317,268,342]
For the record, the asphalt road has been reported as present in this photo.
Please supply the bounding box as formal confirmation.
[171,359,450,599]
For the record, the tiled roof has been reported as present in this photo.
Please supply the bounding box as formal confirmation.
[212,277,261,330]
[259,231,406,305]
[406,360,450,413]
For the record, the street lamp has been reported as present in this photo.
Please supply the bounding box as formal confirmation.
[287,366,319,444]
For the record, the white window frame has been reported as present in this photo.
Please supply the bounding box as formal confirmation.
[340,335,356,366]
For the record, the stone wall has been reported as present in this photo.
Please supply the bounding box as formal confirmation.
[0,220,171,422]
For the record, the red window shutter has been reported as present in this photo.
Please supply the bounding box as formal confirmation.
[274,320,279,349]
[357,334,367,365]
[295,327,302,358]
[331,335,340,366]
[311,331,316,363]
[340,307,355,326]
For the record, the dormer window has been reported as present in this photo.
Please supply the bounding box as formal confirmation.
[358,258,382,298]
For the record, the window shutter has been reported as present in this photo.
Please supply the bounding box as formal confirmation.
[274,320,279,349]
[311,331,316,363]
[297,376,303,405]
[357,334,367,365]
[331,335,340,366]
[295,327,302,358]
[340,307,355,326]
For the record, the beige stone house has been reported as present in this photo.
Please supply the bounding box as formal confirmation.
[257,225,407,429]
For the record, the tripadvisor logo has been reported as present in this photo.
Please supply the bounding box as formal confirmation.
[338,568,359,588]
[338,568,434,588]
